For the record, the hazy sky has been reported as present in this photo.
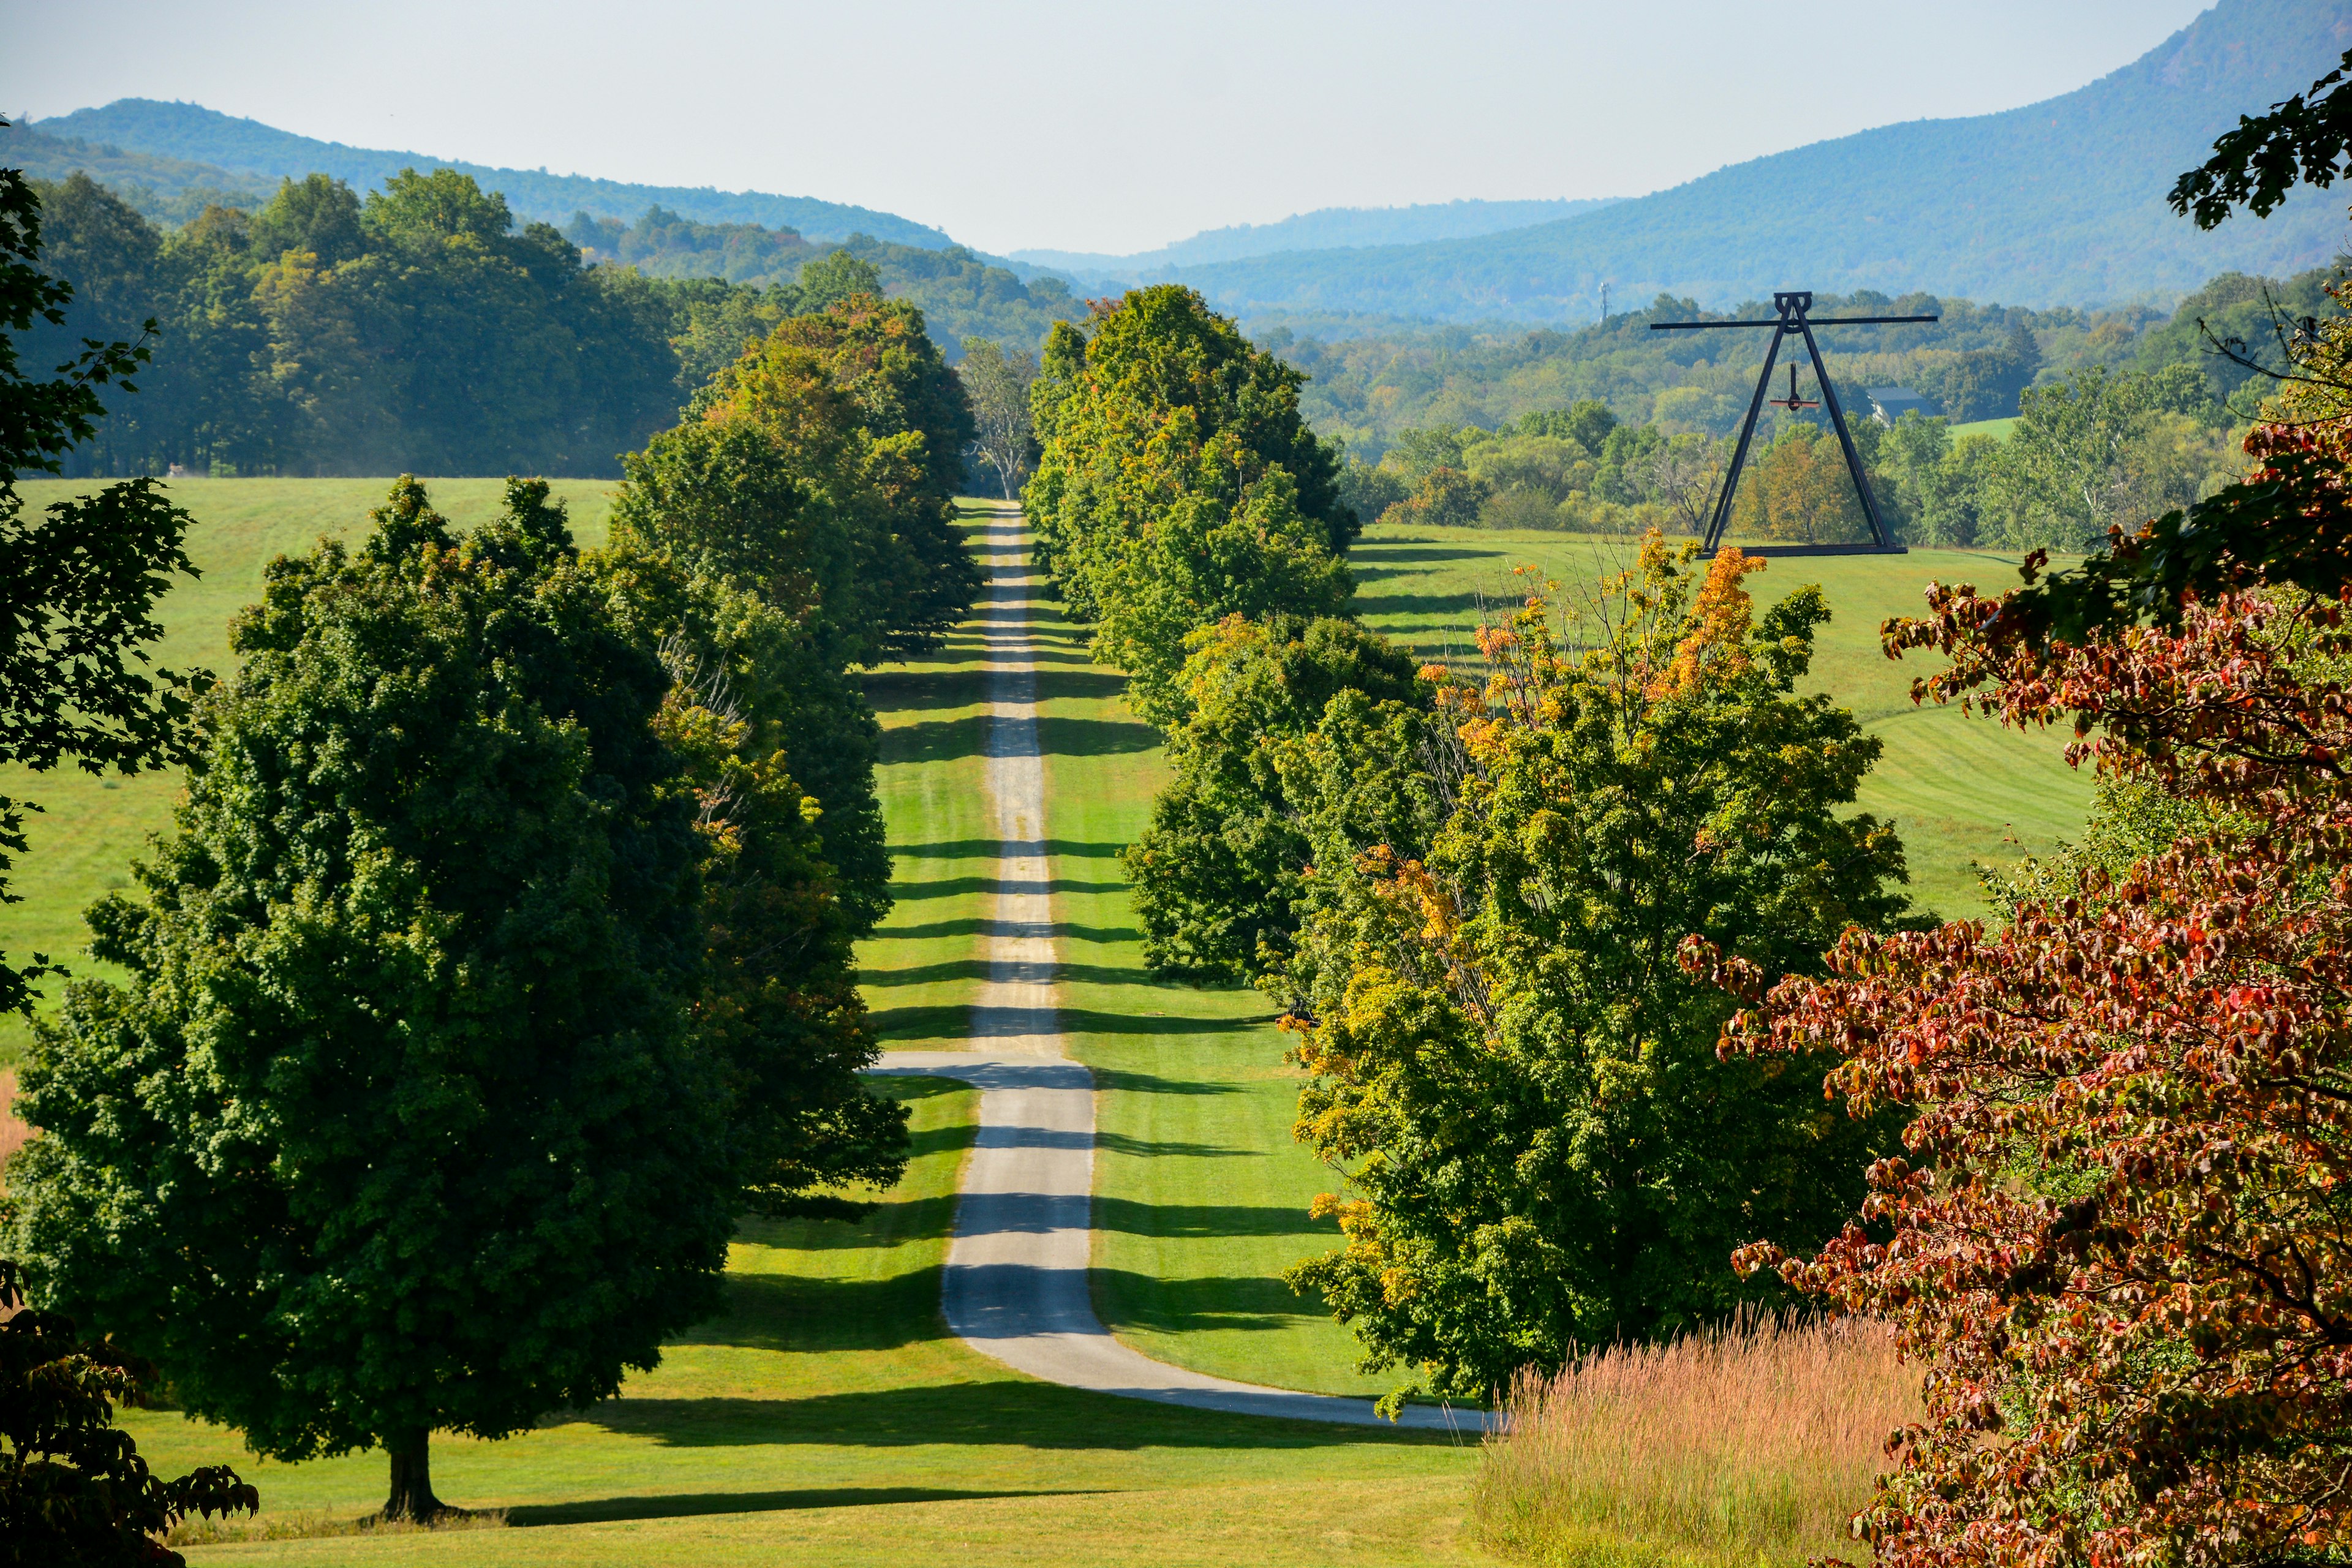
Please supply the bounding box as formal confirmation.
[6,0,2222,255]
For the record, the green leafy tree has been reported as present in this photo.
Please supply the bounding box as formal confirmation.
[1023,286,1355,722]
[1124,614,1428,981]
[12,480,737,1521]
[249,173,366,265]
[1,142,202,1020]
[604,420,894,933]
[793,247,883,314]
[1381,464,1490,528]
[718,293,982,657]
[1283,540,1910,1403]
[0,1260,257,1565]
[959,336,1036,500]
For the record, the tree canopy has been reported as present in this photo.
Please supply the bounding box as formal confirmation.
[1283,544,1910,1403]
[1025,286,1357,725]
[13,481,748,1520]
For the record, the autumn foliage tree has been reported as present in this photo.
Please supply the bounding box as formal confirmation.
[1283,540,1911,1404]
[1686,272,2352,1568]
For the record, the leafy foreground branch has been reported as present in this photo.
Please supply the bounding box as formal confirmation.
[0,1259,256,1566]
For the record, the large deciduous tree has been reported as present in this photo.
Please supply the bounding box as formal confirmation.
[1022,287,1357,725]
[1123,612,1429,982]
[1283,540,1910,1405]
[958,336,1037,500]
[11,480,737,1522]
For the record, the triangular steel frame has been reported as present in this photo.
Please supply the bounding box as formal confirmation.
[1650,290,1939,557]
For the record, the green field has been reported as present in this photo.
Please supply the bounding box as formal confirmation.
[1344,521,2090,918]
[1945,415,2019,441]
[3,481,2087,1562]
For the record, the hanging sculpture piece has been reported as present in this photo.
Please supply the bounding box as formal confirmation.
[1651,291,1939,556]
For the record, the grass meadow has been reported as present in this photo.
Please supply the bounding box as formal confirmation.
[0,480,2080,1562]
[1473,1316,1919,1568]
[1345,521,2090,919]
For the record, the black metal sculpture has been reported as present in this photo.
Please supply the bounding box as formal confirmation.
[1651,291,1939,556]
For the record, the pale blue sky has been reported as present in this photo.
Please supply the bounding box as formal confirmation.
[4,0,2220,255]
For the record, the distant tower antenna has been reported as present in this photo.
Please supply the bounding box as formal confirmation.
[1600,282,1610,323]
[1649,290,1938,556]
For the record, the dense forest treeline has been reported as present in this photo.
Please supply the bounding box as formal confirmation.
[1271,270,2337,458]
[22,165,1081,478]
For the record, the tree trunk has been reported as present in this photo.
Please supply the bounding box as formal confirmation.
[381,1428,444,1523]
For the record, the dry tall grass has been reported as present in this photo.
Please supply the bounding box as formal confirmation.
[0,1069,27,1171]
[1474,1313,1919,1568]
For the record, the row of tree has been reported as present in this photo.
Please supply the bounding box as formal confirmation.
[1351,359,2250,552]
[1,142,984,1547]
[1027,285,1912,1397]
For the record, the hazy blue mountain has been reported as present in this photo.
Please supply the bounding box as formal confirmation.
[1012,197,1622,281]
[1161,0,2352,325]
[23,99,955,247]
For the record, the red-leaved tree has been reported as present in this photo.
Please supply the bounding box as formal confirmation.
[1681,394,2352,1564]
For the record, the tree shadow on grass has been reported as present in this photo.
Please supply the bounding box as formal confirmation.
[893,838,1123,860]
[1090,1067,1246,1097]
[1093,1270,1325,1335]
[673,1269,944,1353]
[862,959,1158,990]
[865,671,993,714]
[510,1487,1102,1528]
[1032,669,1131,703]
[870,918,1139,943]
[1090,1199,1323,1240]
[573,1379,1455,1450]
[1348,544,1496,565]
[886,875,1128,902]
[1033,716,1158,757]
[867,1004,971,1042]
[881,717,990,765]
[1060,1007,1278,1037]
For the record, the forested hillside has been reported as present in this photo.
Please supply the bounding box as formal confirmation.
[7,101,952,246]
[1156,0,2352,320]
[1283,268,2339,454]
[563,208,1084,353]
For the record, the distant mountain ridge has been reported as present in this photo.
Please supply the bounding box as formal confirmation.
[20,99,956,249]
[1012,197,1623,282]
[1164,0,2352,324]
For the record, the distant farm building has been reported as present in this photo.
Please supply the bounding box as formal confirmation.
[1867,386,1937,424]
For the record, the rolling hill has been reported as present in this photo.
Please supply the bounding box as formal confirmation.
[11,99,954,248]
[1156,0,2352,323]
[1011,197,1623,284]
